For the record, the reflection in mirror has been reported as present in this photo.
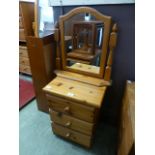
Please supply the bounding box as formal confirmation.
[64,13,104,74]
[38,0,55,37]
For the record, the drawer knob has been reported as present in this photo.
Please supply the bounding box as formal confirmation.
[65,121,71,127]
[66,133,71,138]
[64,106,70,113]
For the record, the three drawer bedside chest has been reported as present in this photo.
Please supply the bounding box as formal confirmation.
[43,7,118,148]
[43,71,110,147]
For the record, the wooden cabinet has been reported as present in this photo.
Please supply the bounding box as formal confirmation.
[26,35,56,112]
[117,81,135,155]
[19,29,26,41]
[19,3,26,42]
[19,1,33,75]
[19,1,56,112]
[19,45,32,75]
[43,71,107,147]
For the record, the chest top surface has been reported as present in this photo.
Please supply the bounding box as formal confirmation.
[43,76,107,108]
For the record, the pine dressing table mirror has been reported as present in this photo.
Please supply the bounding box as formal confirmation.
[43,7,118,148]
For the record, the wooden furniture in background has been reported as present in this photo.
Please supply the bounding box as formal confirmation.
[72,21,103,54]
[34,0,39,37]
[117,81,135,155]
[43,7,118,147]
[27,35,56,112]
[20,1,35,37]
[20,0,56,112]
[19,1,34,75]
[67,21,103,65]
[19,3,26,42]
[19,45,31,74]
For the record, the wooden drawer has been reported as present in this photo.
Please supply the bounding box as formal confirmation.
[19,17,23,28]
[46,94,96,123]
[19,29,26,41]
[50,109,94,136]
[19,64,31,75]
[52,123,92,148]
[19,46,28,58]
[20,57,30,66]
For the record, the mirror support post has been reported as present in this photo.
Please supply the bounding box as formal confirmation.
[104,23,118,81]
[54,22,62,70]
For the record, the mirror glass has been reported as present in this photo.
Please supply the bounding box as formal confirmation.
[38,0,55,37]
[63,13,104,74]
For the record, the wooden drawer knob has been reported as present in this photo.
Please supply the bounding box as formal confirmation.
[65,121,71,127]
[64,106,70,113]
[66,132,71,138]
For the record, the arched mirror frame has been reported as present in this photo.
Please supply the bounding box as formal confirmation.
[59,7,112,78]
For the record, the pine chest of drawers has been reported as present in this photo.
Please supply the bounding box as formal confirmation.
[43,72,107,148]
[19,45,32,75]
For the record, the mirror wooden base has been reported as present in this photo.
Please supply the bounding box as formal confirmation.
[43,72,107,147]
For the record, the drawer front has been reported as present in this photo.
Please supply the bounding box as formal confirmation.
[52,123,92,148]
[19,46,28,58]
[20,57,30,66]
[46,94,96,123]
[50,109,94,136]
[19,64,31,75]
[19,29,26,41]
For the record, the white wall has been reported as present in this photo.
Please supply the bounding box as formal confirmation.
[49,0,135,6]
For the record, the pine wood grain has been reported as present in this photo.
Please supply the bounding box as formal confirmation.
[118,81,135,155]
[69,63,100,74]
[19,46,29,58]
[59,7,112,78]
[19,64,31,75]
[104,23,118,81]
[47,94,96,123]
[55,70,111,87]
[50,110,94,135]
[52,123,92,148]
[19,57,30,66]
[43,76,106,108]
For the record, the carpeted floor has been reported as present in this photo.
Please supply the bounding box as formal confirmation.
[19,78,35,109]
[19,99,118,155]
